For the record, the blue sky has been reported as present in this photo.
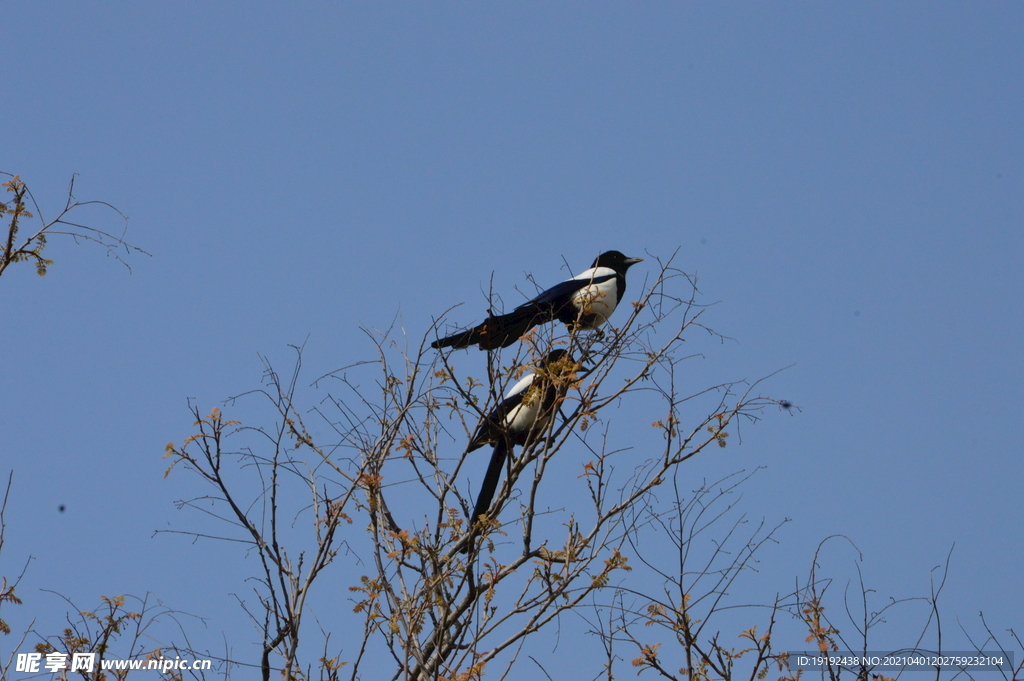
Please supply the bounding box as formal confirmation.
[2,3,1022,676]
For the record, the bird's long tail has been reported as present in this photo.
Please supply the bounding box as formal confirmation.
[471,438,509,523]
[432,305,541,350]
[461,439,510,553]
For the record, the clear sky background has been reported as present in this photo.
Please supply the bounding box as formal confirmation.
[2,3,1021,677]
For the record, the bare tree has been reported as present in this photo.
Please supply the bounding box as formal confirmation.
[0,473,33,680]
[0,173,160,681]
[163,253,790,680]
[162,356,358,681]
[0,173,147,280]
[586,470,791,681]
[585,504,1024,681]
[778,540,1022,681]
[30,593,201,681]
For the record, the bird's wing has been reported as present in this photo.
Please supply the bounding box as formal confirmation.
[504,372,536,399]
[467,373,534,451]
[525,269,617,308]
[522,278,587,308]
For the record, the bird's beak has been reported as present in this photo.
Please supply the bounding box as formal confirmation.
[625,257,643,267]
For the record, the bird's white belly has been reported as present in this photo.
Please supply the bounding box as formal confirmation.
[505,400,541,434]
[570,276,618,328]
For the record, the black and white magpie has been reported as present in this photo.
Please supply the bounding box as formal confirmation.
[462,349,578,550]
[432,250,643,350]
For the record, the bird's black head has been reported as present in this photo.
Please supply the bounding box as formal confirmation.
[542,348,572,365]
[537,348,582,379]
[592,250,643,273]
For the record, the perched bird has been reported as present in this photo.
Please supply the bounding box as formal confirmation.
[462,349,578,551]
[432,250,643,350]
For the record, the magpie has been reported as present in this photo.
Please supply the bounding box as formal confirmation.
[462,349,578,551]
[432,250,643,350]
